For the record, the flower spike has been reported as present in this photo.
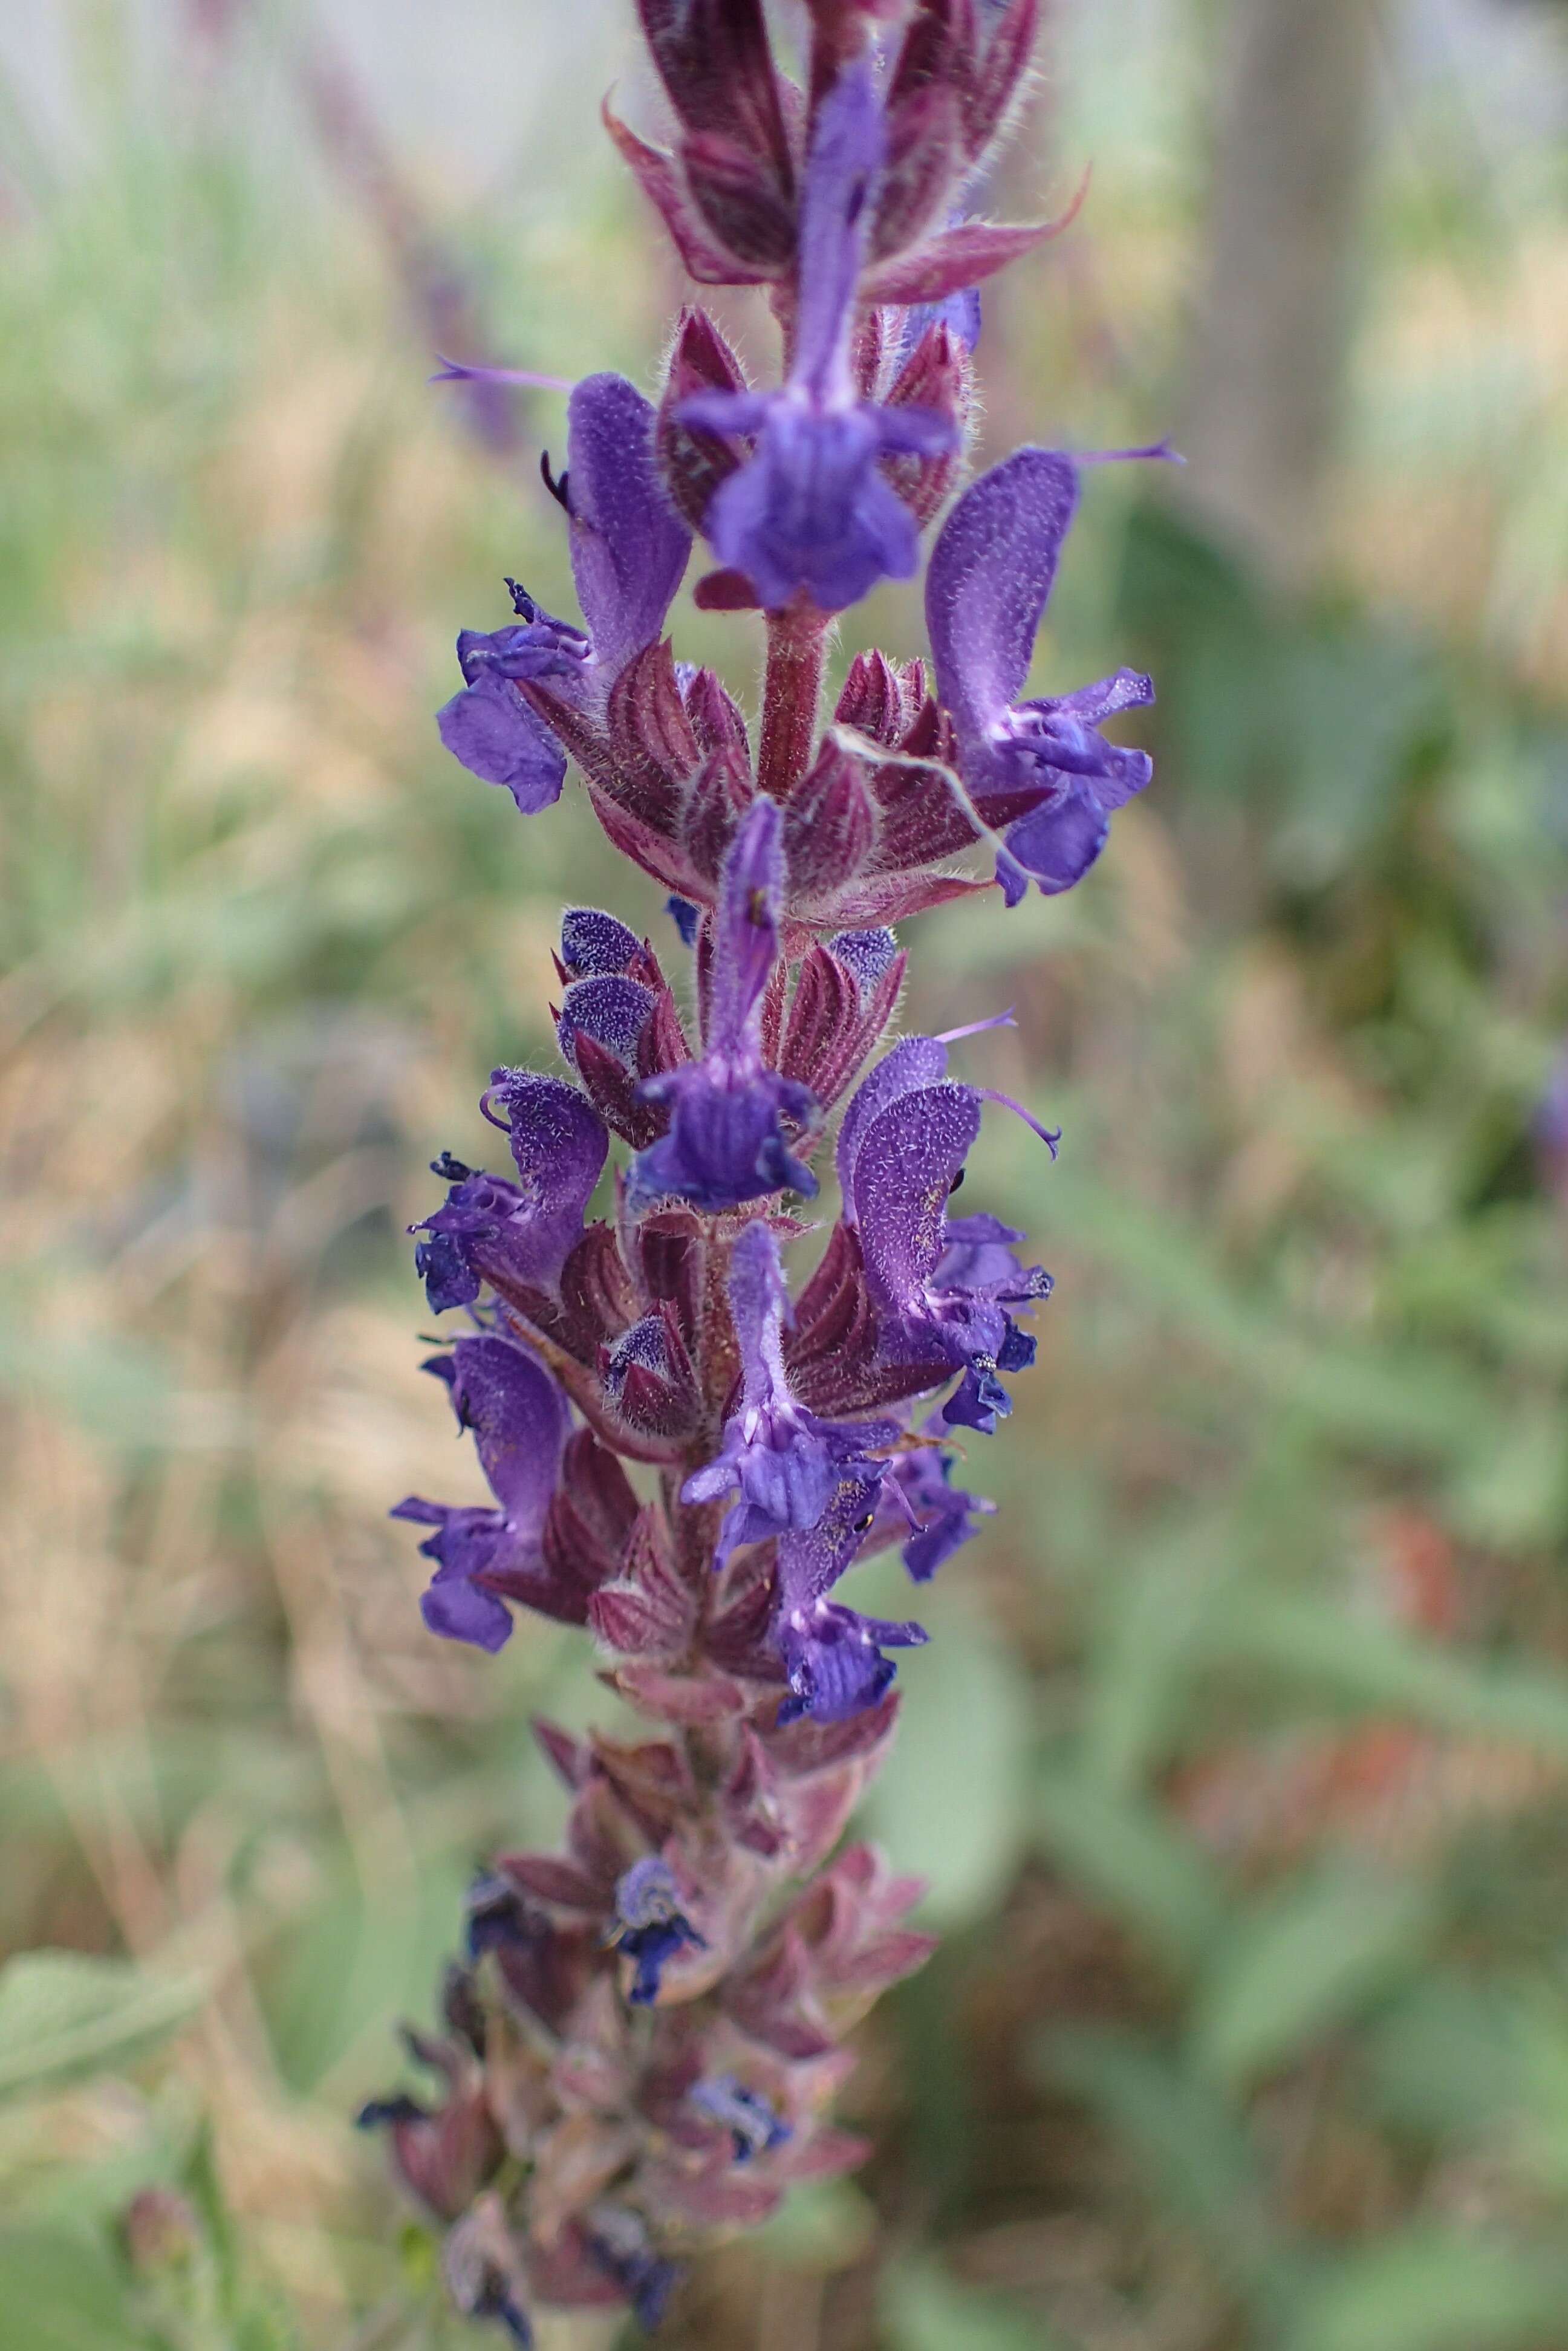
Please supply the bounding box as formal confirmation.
[381,0,1166,2329]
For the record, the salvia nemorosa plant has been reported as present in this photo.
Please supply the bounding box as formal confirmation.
[360,2,1165,2337]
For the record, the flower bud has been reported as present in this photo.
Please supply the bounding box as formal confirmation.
[782,743,878,903]
[590,1502,700,1660]
[881,319,972,527]
[658,310,753,535]
[121,2187,200,2274]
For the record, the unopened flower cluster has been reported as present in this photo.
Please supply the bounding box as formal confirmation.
[362,1,1159,2338]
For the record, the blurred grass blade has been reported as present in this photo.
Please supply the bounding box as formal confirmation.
[1190,1865,1434,2088]
[1284,2226,1568,2351]
[1077,1526,1242,1791]
[0,2228,142,2351]
[1035,1767,1228,1968]
[857,1596,1035,1926]
[1363,1971,1533,2141]
[0,1951,206,2103]
[1031,1176,1503,1461]
[1208,1595,1568,1752]
[752,2179,876,2275]
[1038,2026,1303,2313]
[880,2255,1062,2351]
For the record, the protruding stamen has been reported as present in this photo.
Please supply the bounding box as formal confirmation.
[934,1009,1017,1045]
[977,1088,1061,1157]
[881,1470,920,1530]
[1079,437,1184,466]
[432,355,572,391]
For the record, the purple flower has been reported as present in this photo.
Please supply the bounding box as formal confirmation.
[611,1858,706,2006]
[354,2037,502,2229]
[587,2206,681,2332]
[775,1471,929,1723]
[436,581,590,813]
[678,55,955,613]
[438,374,691,800]
[936,1208,1036,1291]
[666,893,701,947]
[412,1162,516,1314]
[412,1074,608,1310]
[356,2093,428,2133]
[562,372,693,683]
[464,1873,535,1960]
[551,941,689,1148]
[888,1413,995,1581]
[690,2075,791,2162]
[838,1036,1055,1430]
[391,1333,570,1651]
[477,2285,533,2348]
[837,1405,994,1578]
[926,446,1156,900]
[682,1221,896,1562]
[934,1211,1044,1431]
[628,801,819,1212]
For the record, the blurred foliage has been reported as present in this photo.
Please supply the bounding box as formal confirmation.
[2,1,1568,2347]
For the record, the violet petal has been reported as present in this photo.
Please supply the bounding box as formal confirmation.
[565,373,691,678]
[437,671,567,813]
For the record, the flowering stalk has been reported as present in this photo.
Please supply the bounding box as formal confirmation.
[365,2,1162,2338]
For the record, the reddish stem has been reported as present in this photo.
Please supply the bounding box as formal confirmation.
[758,604,830,801]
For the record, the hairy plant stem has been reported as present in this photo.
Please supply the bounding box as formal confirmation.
[758,604,830,801]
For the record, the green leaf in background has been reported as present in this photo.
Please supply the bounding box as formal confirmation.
[0,2228,141,2351]
[1013,1168,1505,1466]
[1034,1767,1229,1969]
[1446,1403,1568,1550]
[0,1951,205,2104]
[880,2255,1061,2351]
[233,2307,305,2351]
[856,1589,1035,1925]
[1206,1595,1568,1755]
[1190,1865,1434,2089]
[1075,1522,1243,1792]
[1038,2028,1303,2313]
[5,2128,183,2237]
[0,1296,180,1451]
[259,1852,471,2096]
[752,2179,876,2274]
[1503,1983,1568,2199]
[1364,1971,1534,2141]
[1285,2226,1568,2351]
[1270,626,1439,890]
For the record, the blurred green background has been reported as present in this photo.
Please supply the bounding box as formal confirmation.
[2,1,1568,2345]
